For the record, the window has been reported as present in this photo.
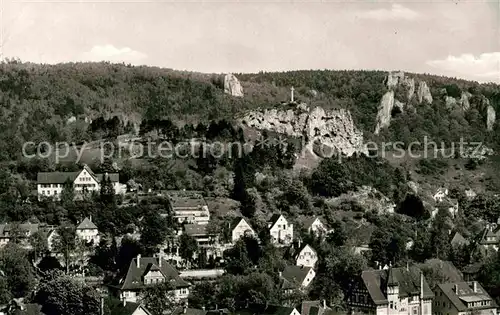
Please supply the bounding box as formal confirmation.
[412,307,418,315]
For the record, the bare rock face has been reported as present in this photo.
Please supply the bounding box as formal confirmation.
[395,100,405,112]
[460,92,471,111]
[445,96,457,109]
[385,71,405,89]
[401,77,415,101]
[417,81,433,104]
[224,73,244,97]
[374,91,395,135]
[239,103,365,157]
[487,105,496,131]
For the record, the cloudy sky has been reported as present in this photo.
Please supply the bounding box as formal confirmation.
[2,0,499,83]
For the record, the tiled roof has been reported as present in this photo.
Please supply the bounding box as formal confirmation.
[417,259,463,283]
[76,217,98,230]
[361,266,434,305]
[281,265,311,285]
[172,307,207,315]
[37,172,79,184]
[300,301,325,315]
[234,303,296,315]
[269,214,283,226]
[118,256,190,291]
[437,282,497,312]
[480,227,498,245]
[1,223,39,234]
[296,244,317,259]
[450,232,469,247]
[110,302,152,315]
[299,217,318,230]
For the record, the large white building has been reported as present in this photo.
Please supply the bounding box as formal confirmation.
[166,191,210,225]
[347,266,434,315]
[37,164,124,200]
[268,214,293,246]
[295,244,318,268]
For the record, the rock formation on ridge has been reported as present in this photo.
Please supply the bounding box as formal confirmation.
[224,73,244,97]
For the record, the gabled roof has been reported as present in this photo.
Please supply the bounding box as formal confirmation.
[110,302,152,315]
[184,224,208,236]
[281,265,312,285]
[231,217,253,232]
[269,214,286,229]
[296,244,317,259]
[234,303,296,315]
[480,227,498,245]
[417,259,464,283]
[450,232,469,247]
[1,223,39,234]
[299,217,321,230]
[361,266,434,305]
[77,217,98,230]
[172,307,207,315]
[37,165,119,184]
[437,282,497,312]
[300,301,328,315]
[117,256,190,291]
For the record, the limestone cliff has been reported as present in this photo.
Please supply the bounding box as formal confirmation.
[224,73,244,97]
[487,104,496,131]
[238,103,365,157]
[374,91,395,135]
[417,81,433,104]
[374,71,432,134]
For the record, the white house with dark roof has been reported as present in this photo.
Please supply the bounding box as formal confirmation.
[0,222,41,247]
[279,265,315,293]
[347,266,434,315]
[231,217,256,244]
[299,217,329,237]
[433,281,497,315]
[295,244,318,268]
[268,214,293,246]
[167,191,210,225]
[112,254,190,303]
[76,216,100,244]
[37,164,123,200]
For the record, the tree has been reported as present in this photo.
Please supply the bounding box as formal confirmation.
[178,234,198,267]
[140,213,169,256]
[142,282,179,315]
[397,194,429,220]
[36,270,100,315]
[53,224,77,274]
[0,243,36,298]
[29,230,49,259]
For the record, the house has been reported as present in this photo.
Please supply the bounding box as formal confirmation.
[299,217,329,237]
[432,198,459,219]
[347,266,434,315]
[433,281,497,315]
[76,217,100,245]
[295,244,318,268]
[167,191,210,225]
[0,223,40,247]
[183,224,222,261]
[234,303,300,315]
[110,301,153,315]
[37,164,122,200]
[280,265,315,292]
[112,254,190,303]
[300,300,330,315]
[478,225,499,252]
[434,188,449,202]
[268,214,293,246]
[450,232,469,248]
[231,217,256,244]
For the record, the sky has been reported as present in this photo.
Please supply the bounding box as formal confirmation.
[1,0,499,83]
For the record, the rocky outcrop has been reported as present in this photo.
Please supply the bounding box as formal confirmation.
[460,92,471,111]
[374,91,395,135]
[487,105,496,131]
[239,103,365,157]
[395,100,405,112]
[417,81,433,104]
[224,73,244,97]
[402,77,415,101]
[385,71,405,89]
[445,96,457,109]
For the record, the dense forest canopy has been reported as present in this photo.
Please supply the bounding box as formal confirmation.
[0,59,500,162]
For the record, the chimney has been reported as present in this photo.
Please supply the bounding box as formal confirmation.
[454,284,458,293]
[473,281,477,293]
[137,254,141,268]
[123,299,126,307]
[323,300,326,309]
[158,256,162,267]
[89,215,92,222]
[279,271,282,277]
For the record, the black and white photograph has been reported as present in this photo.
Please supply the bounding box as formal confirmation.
[0,0,499,314]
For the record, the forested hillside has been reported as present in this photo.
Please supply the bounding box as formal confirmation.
[1,59,500,162]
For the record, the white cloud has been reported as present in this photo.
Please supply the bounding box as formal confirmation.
[357,4,420,21]
[80,45,147,64]
[427,52,500,83]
